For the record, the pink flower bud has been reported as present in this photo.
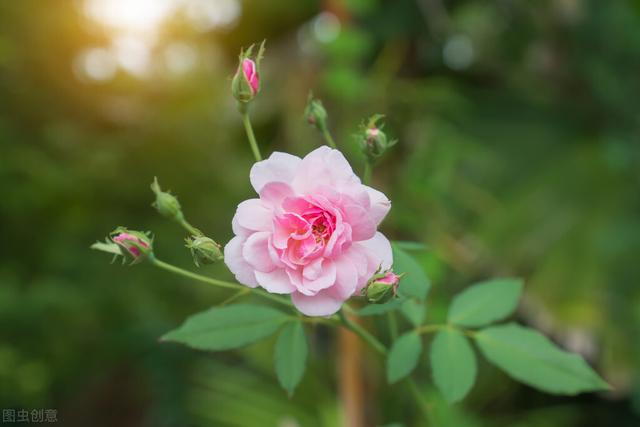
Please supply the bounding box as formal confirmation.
[364,269,403,304]
[242,58,259,95]
[377,271,402,287]
[366,128,380,139]
[113,232,150,258]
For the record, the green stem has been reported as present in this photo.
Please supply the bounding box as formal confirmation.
[406,378,431,421]
[220,288,250,306]
[338,310,387,355]
[178,217,202,236]
[150,256,291,308]
[363,162,372,185]
[240,108,262,162]
[321,127,337,149]
[415,324,447,334]
[387,311,398,340]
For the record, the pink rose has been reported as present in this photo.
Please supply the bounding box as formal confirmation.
[224,146,393,316]
[242,58,259,95]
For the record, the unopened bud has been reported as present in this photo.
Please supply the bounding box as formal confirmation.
[151,177,183,221]
[110,227,153,264]
[365,269,403,304]
[232,41,265,104]
[304,93,329,132]
[359,115,397,164]
[185,235,223,267]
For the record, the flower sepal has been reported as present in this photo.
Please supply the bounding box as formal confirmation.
[185,235,223,267]
[364,268,404,304]
[359,114,397,164]
[150,177,184,222]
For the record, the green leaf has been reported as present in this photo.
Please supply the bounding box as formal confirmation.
[400,299,426,327]
[387,332,422,384]
[475,323,610,395]
[448,278,523,327]
[162,304,288,351]
[430,328,477,403]
[392,244,430,300]
[274,321,308,396]
[358,298,405,316]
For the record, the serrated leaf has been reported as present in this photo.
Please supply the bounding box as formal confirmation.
[162,304,288,351]
[430,328,477,403]
[448,278,523,327]
[392,244,430,300]
[387,332,422,384]
[475,323,610,395]
[358,298,405,316]
[400,299,426,327]
[274,321,308,396]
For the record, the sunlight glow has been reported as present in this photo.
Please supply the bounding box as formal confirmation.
[84,0,177,36]
[78,0,240,82]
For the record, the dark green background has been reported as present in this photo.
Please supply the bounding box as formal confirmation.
[1,0,639,425]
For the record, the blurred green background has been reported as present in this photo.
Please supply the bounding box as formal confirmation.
[1,0,639,426]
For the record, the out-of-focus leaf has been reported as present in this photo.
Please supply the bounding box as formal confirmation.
[400,299,425,327]
[448,278,523,327]
[475,323,610,394]
[392,244,430,300]
[162,304,287,351]
[274,321,308,396]
[393,240,429,252]
[431,328,477,403]
[387,332,422,384]
[358,298,405,316]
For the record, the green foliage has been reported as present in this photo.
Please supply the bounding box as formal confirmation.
[274,321,308,396]
[387,332,422,384]
[400,299,426,327]
[392,245,430,300]
[357,298,405,316]
[474,323,609,395]
[392,241,429,252]
[430,328,477,403]
[448,278,523,327]
[162,304,288,351]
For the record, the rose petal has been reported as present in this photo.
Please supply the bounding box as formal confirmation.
[292,146,360,193]
[302,260,336,294]
[342,203,376,241]
[235,199,273,232]
[223,236,258,288]
[364,185,391,225]
[331,256,359,299]
[250,152,301,193]
[259,182,295,210]
[291,289,344,317]
[255,268,296,294]
[242,231,275,272]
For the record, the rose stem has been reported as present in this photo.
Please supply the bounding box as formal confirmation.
[149,256,292,308]
[321,127,337,149]
[238,103,262,162]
